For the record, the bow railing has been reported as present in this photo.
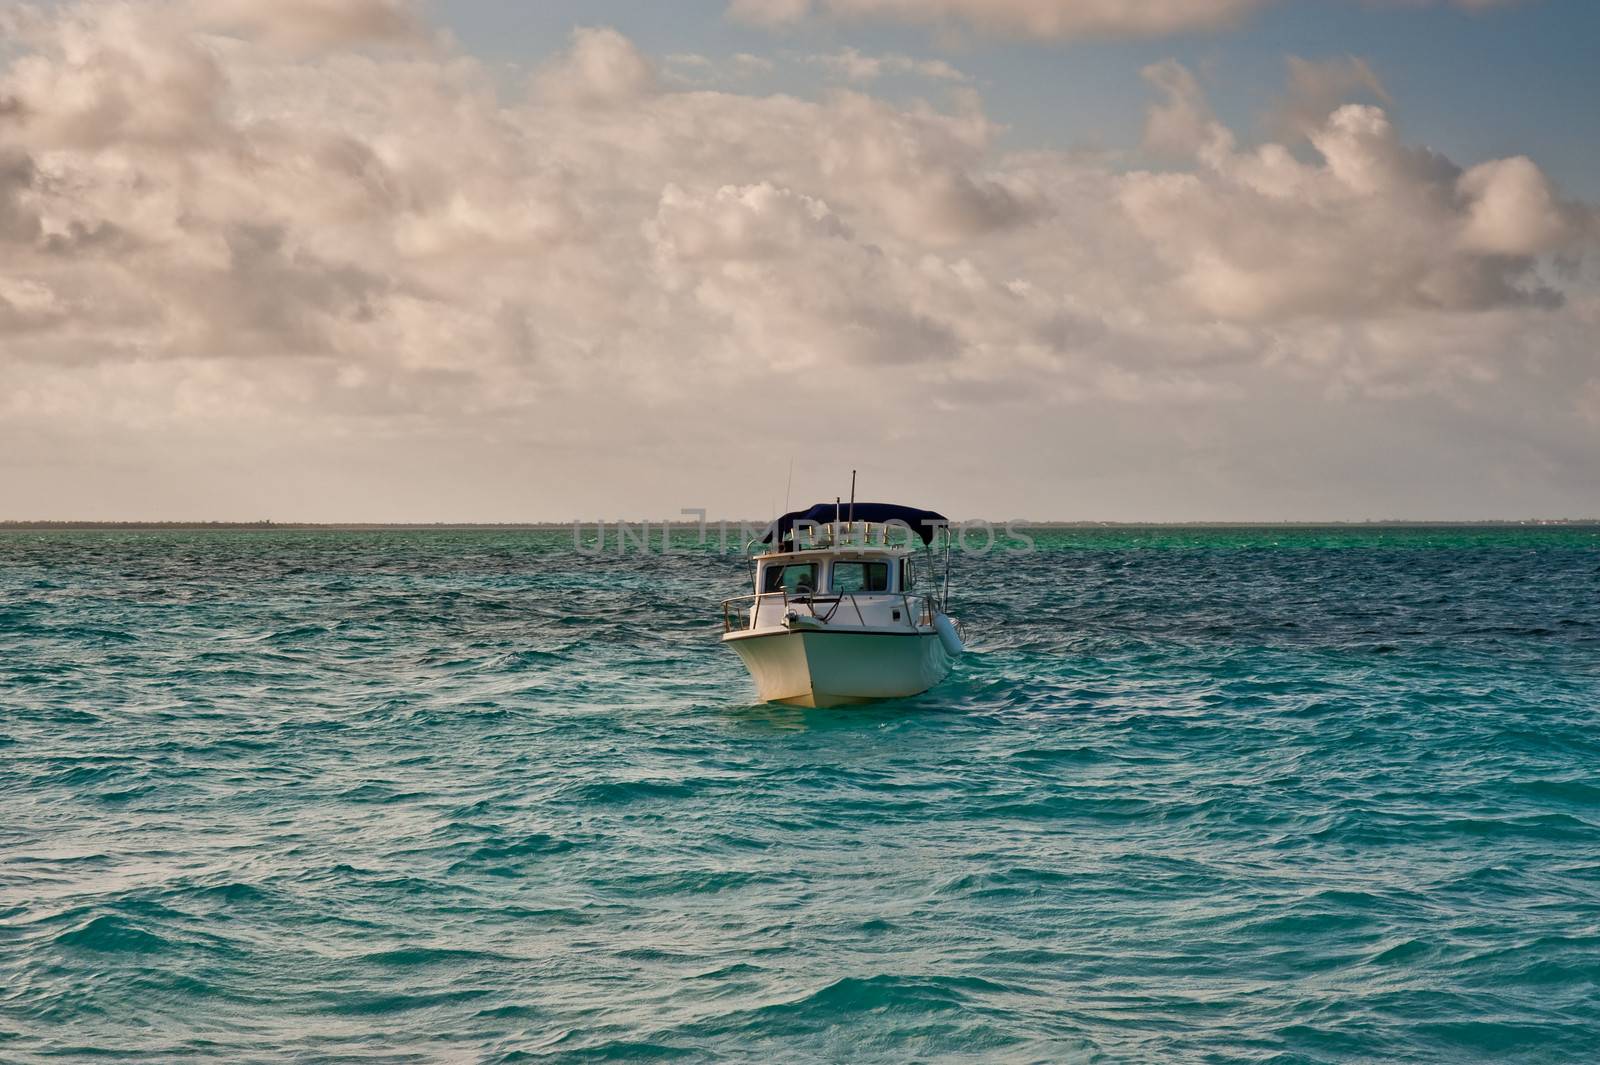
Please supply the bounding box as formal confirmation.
[721,591,938,633]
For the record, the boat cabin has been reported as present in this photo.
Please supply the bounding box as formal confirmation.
[759,549,911,598]
[724,511,945,635]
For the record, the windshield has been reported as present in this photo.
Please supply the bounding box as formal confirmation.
[831,560,890,593]
[763,563,818,595]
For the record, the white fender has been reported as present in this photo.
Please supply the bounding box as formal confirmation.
[933,613,964,656]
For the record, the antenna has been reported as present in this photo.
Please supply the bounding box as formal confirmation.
[848,469,856,524]
[783,456,794,516]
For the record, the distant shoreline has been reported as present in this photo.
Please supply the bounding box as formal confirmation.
[3,520,1597,532]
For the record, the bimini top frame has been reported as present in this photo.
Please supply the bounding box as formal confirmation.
[762,502,948,547]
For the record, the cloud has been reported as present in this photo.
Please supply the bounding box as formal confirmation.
[817,91,1037,243]
[726,0,815,27]
[534,26,657,106]
[197,0,428,50]
[1141,59,1220,158]
[645,181,965,367]
[730,0,1268,37]
[0,148,42,243]
[1121,88,1586,320]
[2,3,229,149]
[1270,55,1390,138]
[0,3,1593,519]
[806,48,969,84]
[648,182,849,263]
[663,52,775,86]
[155,223,393,357]
[1457,155,1582,257]
[729,0,1535,39]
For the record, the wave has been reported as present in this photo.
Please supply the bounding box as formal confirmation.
[4,527,1598,1063]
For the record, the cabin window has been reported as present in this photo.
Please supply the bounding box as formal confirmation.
[831,560,890,594]
[763,563,818,595]
[900,558,915,591]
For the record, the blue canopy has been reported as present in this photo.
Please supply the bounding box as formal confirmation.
[764,502,949,545]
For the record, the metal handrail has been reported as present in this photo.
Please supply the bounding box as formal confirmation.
[722,589,939,633]
[722,589,807,632]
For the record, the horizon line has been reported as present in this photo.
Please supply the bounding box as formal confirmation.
[4,519,1599,531]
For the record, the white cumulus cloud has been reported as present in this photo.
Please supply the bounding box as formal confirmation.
[1120,70,1593,323]
[534,26,658,106]
[0,2,1594,519]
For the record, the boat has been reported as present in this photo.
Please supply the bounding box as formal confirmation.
[721,499,965,708]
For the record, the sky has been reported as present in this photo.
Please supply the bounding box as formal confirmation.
[1,0,1597,522]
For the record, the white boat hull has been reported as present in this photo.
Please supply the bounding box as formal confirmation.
[724,628,955,708]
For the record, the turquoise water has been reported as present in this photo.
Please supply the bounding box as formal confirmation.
[3,526,1599,1063]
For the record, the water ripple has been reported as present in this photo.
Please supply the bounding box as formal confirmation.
[2,526,1598,1062]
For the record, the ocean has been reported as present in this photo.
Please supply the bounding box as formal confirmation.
[2,526,1598,1063]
